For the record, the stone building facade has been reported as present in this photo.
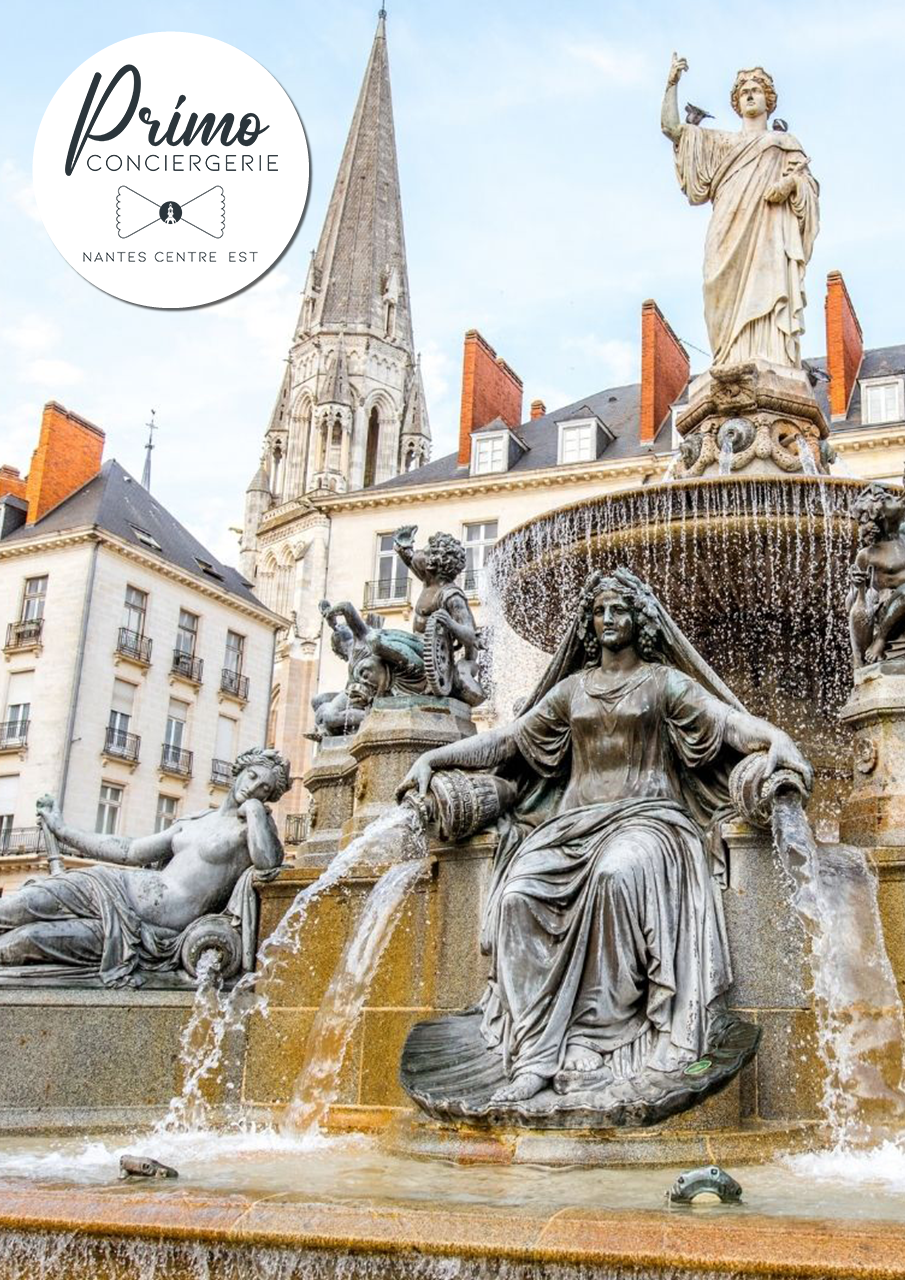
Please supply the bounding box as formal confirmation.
[0,402,283,887]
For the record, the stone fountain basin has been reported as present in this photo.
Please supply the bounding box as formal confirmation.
[0,1131,905,1278]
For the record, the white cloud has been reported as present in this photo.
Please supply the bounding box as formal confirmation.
[1,160,41,224]
[564,41,654,89]
[1,314,61,355]
[562,336,638,386]
[20,358,84,388]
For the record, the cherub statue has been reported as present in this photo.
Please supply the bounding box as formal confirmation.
[311,598,426,739]
[393,526,486,707]
[0,749,291,988]
[848,480,905,667]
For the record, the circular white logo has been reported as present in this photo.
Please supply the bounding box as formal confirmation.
[33,32,310,309]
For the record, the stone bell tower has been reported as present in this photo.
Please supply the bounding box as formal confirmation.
[251,10,430,512]
[240,11,431,816]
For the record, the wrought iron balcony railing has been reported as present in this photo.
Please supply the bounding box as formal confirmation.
[160,743,193,777]
[461,568,486,599]
[363,578,411,610]
[210,758,232,788]
[103,726,141,762]
[0,720,29,751]
[0,826,45,856]
[171,650,204,684]
[284,813,309,845]
[116,627,152,664]
[220,668,249,701]
[5,618,43,650]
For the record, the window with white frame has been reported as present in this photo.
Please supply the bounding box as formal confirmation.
[214,714,237,764]
[108,679,136,754]
[95,783,123,835]
[0,776,18,846]
[373,533,409,602]
[122,585,148,636]
[225,630,245,674]
[4,671,32,747]
[559,421,596,465]
[462,521,498,594]
[20,577,47,623]
[165,698,189,751]
[471,434,506,476]
[862,378,904,426]
[155,794,179,832]
[175,609,199,656]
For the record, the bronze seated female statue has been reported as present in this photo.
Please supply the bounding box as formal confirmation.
[398,568,812,1126]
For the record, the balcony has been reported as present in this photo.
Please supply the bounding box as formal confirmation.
[0,720,29,752]
[210,758,232,788]
[171,650,204,686]
[284,813,309,845]
[363,578,411,611]
[160,743,193,778]
[116,627,152,666]
[103,726,141,763]
[220,668,249,702]
[0,826,44,857]
[5,618,43,653]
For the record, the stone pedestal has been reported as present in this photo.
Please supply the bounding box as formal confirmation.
[342,695,474,844]
[300,735,357,865]
[674,359,830,479]
[838,665,905,997]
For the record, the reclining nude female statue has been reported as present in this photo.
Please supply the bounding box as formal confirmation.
[0,748,291,988]
[397,569,812,1125]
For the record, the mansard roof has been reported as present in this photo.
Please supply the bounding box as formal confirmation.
[369,342,905,495]
[4,459,265,609]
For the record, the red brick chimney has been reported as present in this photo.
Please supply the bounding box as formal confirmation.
[825,271,863,420]
[26,401,105,524]
[0,466,26,501]
[640,300,689,445]
[458,330,523,465]
[530,399,546,420]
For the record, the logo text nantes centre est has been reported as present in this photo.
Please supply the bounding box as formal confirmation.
[33,32,310,309]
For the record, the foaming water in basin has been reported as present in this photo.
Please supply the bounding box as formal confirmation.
[2,1130,905,1222]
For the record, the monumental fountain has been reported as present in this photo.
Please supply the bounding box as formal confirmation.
[0,51,903,1280]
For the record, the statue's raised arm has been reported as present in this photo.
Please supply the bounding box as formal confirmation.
[660,52,688,142]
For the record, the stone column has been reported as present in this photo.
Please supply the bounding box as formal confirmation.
[342,695,475,846]
[838,665,905,1000]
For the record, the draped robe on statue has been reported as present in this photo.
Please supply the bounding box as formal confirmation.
[479,664,738,1084]
[674,124,819,367]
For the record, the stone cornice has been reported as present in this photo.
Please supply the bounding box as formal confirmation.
[258,501,332,537]
[309,454,669,514]
[0,526,287,629]
[832,425,905,454]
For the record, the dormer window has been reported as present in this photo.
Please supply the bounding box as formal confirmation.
[555,412,613,466]
[862,377,904,426]
[472,434,506,475]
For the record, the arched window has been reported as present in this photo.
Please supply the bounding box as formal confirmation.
[270,442,284,498]
[328,418,343,471]
[364,406,380,487]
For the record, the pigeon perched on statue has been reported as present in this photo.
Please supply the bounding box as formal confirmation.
[684,102,713,125]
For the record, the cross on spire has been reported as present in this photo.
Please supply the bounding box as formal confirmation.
[141,410,157,491]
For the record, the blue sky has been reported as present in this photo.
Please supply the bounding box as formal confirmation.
[2,1,904,562]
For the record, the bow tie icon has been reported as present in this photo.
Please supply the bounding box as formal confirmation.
[116,185,225,239]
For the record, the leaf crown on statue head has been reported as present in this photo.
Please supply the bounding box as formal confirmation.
[423,532,467,583]
[232,748,292,799]
[730,67,777,117]
[576,568,662,664]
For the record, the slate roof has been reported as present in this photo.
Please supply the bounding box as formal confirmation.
[3,460,265,610]
[372,380,657,492]
[371,343,905,494]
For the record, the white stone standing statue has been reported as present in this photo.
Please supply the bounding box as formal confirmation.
[661,55,819,370]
